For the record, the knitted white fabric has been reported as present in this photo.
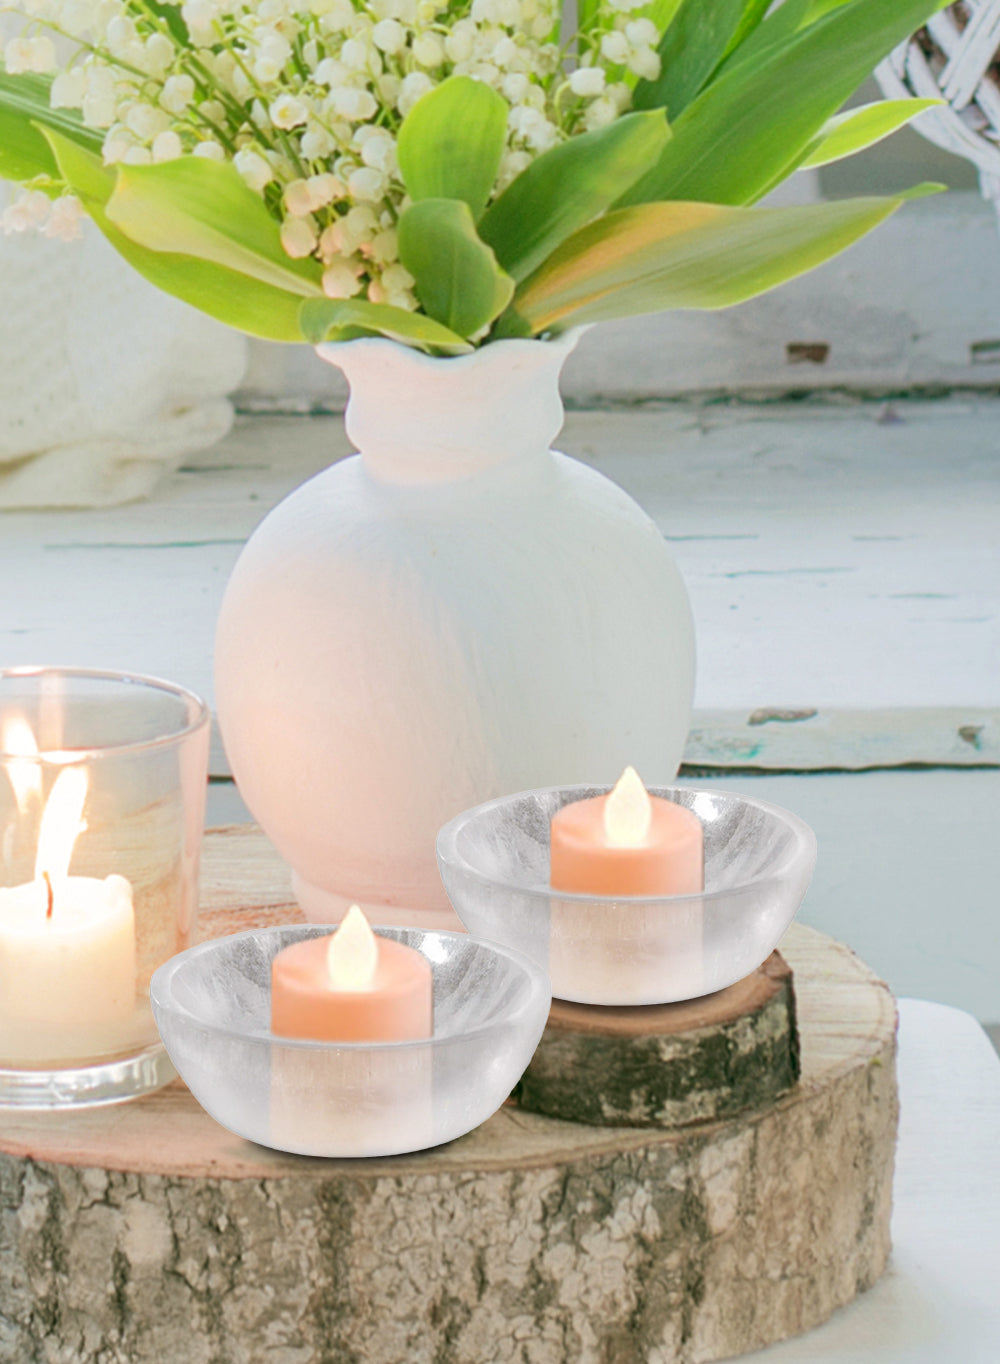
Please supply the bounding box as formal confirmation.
[0,199,247,508]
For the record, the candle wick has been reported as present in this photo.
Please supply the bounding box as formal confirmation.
[43,871,53,920]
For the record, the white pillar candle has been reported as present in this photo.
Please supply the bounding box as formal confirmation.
[0,759,137,1064]
[0,875,135,1028]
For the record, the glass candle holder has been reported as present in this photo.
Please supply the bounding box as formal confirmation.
[150,925,551,1157]
[0,666,210,1107]
[437,785,817,1006]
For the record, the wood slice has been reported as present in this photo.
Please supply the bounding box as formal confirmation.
[0,825,898,1364]
[517,952,800,1127]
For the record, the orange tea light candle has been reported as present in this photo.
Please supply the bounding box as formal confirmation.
[550,767,704,896]
[270,906,432,1042]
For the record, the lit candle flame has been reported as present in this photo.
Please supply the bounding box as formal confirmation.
[603,766,652,847]
[34,766,88,885]
[326,904,378,990]
[3,716,42,813]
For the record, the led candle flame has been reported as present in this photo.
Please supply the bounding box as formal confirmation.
[2,716,42,813]
[271,908,433,1043]
[326,904,378,991]
[550,766,704,898]
[603,766,653,847]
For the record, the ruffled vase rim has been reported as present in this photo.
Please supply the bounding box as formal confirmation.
[314,326,589,375]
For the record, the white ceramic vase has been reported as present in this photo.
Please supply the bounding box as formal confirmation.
[215,332,694,929]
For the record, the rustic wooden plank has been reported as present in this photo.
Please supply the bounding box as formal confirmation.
[686,706,1000,770]
[0,827,898,1364]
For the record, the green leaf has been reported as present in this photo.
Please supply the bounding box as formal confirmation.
[43,130,309,342]
[634,0,772,118]
[620,0,947,208]
[300,298,473,354]
[506,189,937,336]
[0,73,102,182]
[396,75,508,218]
[104,155,323,297]
[397,198,514,338]
[478,111,670,283]
[798,98,942,168]
[145,0,190,45]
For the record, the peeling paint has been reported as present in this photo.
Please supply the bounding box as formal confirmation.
[747,709,819,727]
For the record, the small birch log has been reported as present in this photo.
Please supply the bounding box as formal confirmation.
[517,951,799,1127]
[0,825,898,1364]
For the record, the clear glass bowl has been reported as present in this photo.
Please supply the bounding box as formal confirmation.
[437,785,817,1006]
[150,925,551,1157]
[0,666,210,1106]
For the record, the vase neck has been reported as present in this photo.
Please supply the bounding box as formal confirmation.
[316,333,581,485]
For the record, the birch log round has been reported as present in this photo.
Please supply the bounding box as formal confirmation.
[516,951,800,1127]
[0,826,898,1364]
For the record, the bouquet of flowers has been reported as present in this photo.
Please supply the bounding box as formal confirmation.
[0,0,944,353]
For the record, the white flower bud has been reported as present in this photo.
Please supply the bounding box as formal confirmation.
[600,31,629,63]
[234,148,275,192]
[359,130,395,172]
[341,37,370,71]
[126,102,170,140]
[369,227,398,263]
[377,73,402,105]
[161,74,195,115]
[347,166,386,201]
[584,95,618,130]
[281,215,318,259]
[372,18,406,53]
[381,262,414,292]
[43,194,85,241]
[329,86,377,120]
[122,145,152,165]
[397,71,433,116]
[314,57,349,86]
[569,66,605,97]
[193,139,226,160]
[307,172,344,208]
[626,47,660,81]
[106,15,137,54]
[4,36,56,75]
[103,127,137,164]
[497,147,531,189]
[143,33,174,77]
[199,99,227,126]
[284,179,315,216]
[625,18,658,46]
[50,69,87,109]
[322,261,364,299]
[444,23,475,64]
[81,90,117,128]
[412,32,444,67]
[269,94,310,129]
[152,130,184,162]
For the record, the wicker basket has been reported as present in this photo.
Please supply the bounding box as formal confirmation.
[877,1,1000,214]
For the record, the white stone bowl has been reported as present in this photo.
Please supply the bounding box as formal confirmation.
[437,786,817,1006]
[151,925,550,1157]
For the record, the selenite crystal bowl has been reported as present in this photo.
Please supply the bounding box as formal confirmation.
[151,925,550,1157]
[437,786,817,1006]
